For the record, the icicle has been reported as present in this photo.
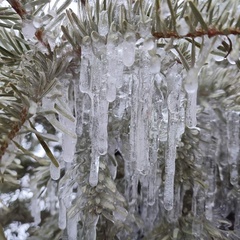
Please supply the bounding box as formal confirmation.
[113,72,132,118]
[57,93,77,163]
[67,214,78,240]
[205,118,219,221]
[146,198,159,234]
[185,37,215,127]
[168,184,181,222]
[184,68,198,127]
[130,46,155,174]
[148,73,163,206]
[192,185,204,237]
[148,172,157,206]
[60,120,76,163]
[59,199,67,230]
[113,205,128,221]
[50,162,60,180]
[121,31,136,67]
[205,156,216,221]
[87,32,109,186]
[106,26,123,102]
[227,111,239,186]
[97,98,109,155]
[235,194,240,234]
[79,36,92,94]
[98,11,108,36]
[85,214,99,240]
[89,151,100,187]
[163,129,177,210]
[48,180,57,215]
[59,178,73,210]
[81,93,92,125]
[90,32,108,155]
[128,173,139,206]
[164,64,183,211]
[140,175,150,221]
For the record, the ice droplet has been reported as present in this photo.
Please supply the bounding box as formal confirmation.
[150,55,161,74]
[33,16,43,28]
[50,162,60,180]
[22,20,36,40]
[143,38,155,51]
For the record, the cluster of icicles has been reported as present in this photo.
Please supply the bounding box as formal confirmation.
[38,24,217,237]
[33,24,240,240]
[46,31,213,236]
[75,31,215,207]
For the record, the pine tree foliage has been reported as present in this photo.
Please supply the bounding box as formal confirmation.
[0,0,240,239]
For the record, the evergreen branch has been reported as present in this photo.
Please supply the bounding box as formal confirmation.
[0,104,28,161]
[29,120,59,168]
[152,27,240,39]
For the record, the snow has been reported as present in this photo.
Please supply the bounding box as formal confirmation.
[30,194,41,225]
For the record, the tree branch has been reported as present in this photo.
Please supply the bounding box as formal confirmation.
[6,0,26,19]
[152,27,240,39]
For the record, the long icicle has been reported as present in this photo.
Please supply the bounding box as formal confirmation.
[226,111,239,186]
[164,64,183,211]
[185,37,215,127]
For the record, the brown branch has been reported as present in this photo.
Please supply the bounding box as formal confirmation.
[152,27,240,39]
[6,0,27,19]
[35,28,52,56]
